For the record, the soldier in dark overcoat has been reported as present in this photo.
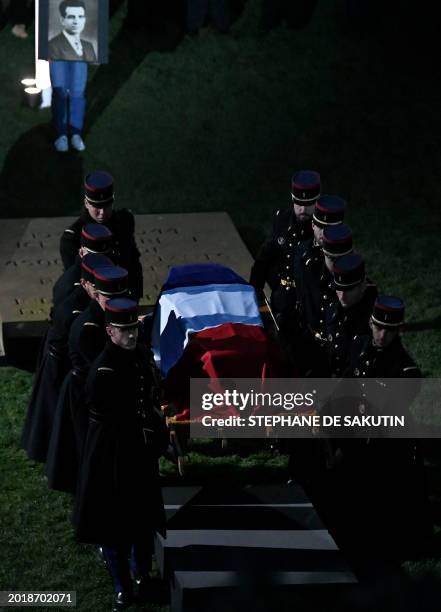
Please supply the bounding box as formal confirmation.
[286,224,354,489]
[73,298,169,610]
[45,254,115,492]
[295,198,347,375]
[322,297,433,556]
[60,171,143,299]
[323,253,378,377]
[292,254,378,524]
[21,255,108,463]
[250,170,321,361]
[47,266,130,495]
[250,170,320,307]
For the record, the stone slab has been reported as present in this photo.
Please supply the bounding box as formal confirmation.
[0,212,253,325]
[170,571,357,612]
[162,484,321,529]
[164,505,323,530]
[155,526,348,577]
[156,528,339,552]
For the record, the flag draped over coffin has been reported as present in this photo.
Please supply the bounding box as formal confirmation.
[164,321,287,420]
[151,263,263,378]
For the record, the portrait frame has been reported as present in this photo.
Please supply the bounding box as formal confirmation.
[38,0,108,64]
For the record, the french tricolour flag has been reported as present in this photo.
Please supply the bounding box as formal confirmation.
[151,263,263,377]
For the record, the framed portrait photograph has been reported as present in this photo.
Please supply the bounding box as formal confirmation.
[38,0,108,63]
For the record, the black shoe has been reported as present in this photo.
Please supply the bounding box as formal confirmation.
[134,575,151,604]
[112,590,133,612]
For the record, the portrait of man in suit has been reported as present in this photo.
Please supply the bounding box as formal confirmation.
[48,0,97,62]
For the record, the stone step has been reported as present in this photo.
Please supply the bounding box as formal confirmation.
[170,570,357,612]
[162,484,322,530]
[157,485,356,611]
[155,529,350,579]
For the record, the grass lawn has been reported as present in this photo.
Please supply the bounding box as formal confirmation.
[1,0,441,610]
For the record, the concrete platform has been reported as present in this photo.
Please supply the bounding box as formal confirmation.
[0,212,253,358]
[158,485,356,612]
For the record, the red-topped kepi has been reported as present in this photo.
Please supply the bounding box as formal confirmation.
[84,171,114,207]
[371,296,405,328]
[291,170,321,204]
[333,253,365,289]
[322,223,353,258]
[80,223,113,253]
[105,298,139,328]
[93,266,128,296]
[313,195,346,228]
[81,253,114,283]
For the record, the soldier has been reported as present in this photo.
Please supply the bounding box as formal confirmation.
[53,223,114,309]
[348,296,421,378]
[249,170,320,336]
[60,171,143,299]
[73,298,169,610]
[303,222,352,335]
[295,199,348,375]
[324,253,378,376]
[285,223,353,491]
[66,266,130,470]
[45,254,115,493]
[326,297,432,555]
[22,253,110,463]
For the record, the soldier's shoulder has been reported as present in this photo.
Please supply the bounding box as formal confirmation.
[352,333,369,350]
[271,207,292,236]
[113,208,135,233]
[274,207,291,222]
[89,356,115,380]
[396,341,421,377]
[365,278,378,295]
[77,305,101,329]
[97,366,115,374]
[62,216,84,236]
[362,282,378,310]
[56,292,84,320]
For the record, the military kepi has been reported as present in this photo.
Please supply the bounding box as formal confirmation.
[313,195,346,228]
[84,171,114,207]
[322,223,353,258]
[94,266,128,296]
[81,223,113,253]
[291,170,321,203]
[371,296,404,328]
[333,253,365,289]
[105,298,138,328]
[81,254,114,283]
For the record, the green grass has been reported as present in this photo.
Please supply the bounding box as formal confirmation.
[1,0,441,609]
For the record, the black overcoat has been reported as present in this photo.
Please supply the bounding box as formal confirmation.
[323,335,432,554]
[22,287,89,462]
[45,300,106,492]
[52,258,82,310]
[73,340,169,545]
